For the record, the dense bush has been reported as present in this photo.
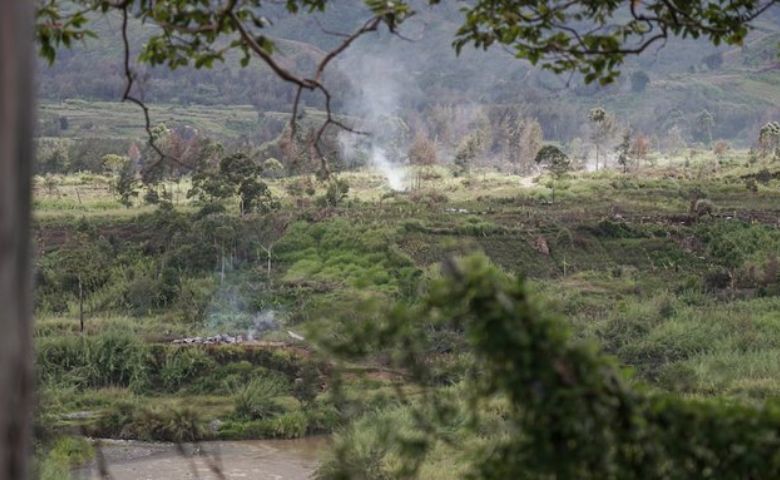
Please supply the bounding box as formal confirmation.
[318,255,780,479]
[37,331,148,389]
[231,377,285,420]
[275,219,419,295]
[35,436,93,480]
[316,178,349,207]
[37,333,311,395]
[158,347,216,392]
[95,401,207,442]
[35,207,283,319]
[66,137,132,173]
[698,221,780,270]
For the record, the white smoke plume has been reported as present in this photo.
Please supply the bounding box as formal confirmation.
[247,309,278,341]
[335,45,411,191]
[370,146,408,191]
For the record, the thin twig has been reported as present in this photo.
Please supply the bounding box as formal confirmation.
[120,6,192,174]
[230,11,381,176]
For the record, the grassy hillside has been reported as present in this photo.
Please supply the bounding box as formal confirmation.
[38,100,268,139]
[31,145,780,476]
[29,3,780,477]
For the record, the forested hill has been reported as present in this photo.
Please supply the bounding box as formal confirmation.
[38,1,780,144]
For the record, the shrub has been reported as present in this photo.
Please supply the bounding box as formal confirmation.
[174,276,217,325]
[37,332,149,390]
[408,189,448,205]
[36,434,94,480]
[317,407,422,480]
[306,402,341,433]
[268,411,309,438]
[134,406,207,442]
[143,188,160,205]
[231,377,285,420]
[697,222,780,271]
[319,254,780,479]
[124,275,161,316]
[34,437,94,480]
[588,219,643,238]
[262,158,285,178]
[96,401,207,442]
[317,178,349,207]
[158,347,216,392]
[703,269,732,291]
[693,198,714,218]
[292,363,321,406]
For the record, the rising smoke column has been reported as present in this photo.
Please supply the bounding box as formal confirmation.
[335,46,411,191]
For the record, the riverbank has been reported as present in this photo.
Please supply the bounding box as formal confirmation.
[75,437,329,480]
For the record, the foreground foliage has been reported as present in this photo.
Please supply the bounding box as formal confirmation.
[320,255,780,479]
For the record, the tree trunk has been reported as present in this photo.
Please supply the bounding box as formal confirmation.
[266,246,272,287]
[79,278,84,334]
[0,2,34,479]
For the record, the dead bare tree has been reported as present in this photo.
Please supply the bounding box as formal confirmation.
[0,2,35,479]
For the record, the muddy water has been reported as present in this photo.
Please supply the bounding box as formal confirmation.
[74,437,329,480]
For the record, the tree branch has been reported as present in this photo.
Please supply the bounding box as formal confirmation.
[120,6,192,175]
[230,12,380,176]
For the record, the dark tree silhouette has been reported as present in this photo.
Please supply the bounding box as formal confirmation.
[0,3,34,479]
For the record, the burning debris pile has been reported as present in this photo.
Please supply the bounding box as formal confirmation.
[172,334,244,345]
[170,310,306,345]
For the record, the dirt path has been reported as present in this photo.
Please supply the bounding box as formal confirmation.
[75,437,329,480]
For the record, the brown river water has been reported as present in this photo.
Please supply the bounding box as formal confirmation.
[74,437,329,480]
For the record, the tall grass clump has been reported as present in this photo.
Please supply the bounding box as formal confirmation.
[230,377,285,420]
[37,331,149,389]
[35,436,93,480]
[158,346,216,392]
[95,400,207,441]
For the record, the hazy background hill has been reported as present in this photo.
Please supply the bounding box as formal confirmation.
[37,1,780,150]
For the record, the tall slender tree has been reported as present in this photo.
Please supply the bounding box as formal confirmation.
[588,107,617,171]
[616,129,632,173]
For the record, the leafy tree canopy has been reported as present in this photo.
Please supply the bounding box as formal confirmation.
[188,152,279,214]
[535,144,570,176]
[37,1,777,85]
[34,0,778,173]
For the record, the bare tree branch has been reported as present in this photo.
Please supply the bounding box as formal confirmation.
[313,17,351,38]
[290,85,305,139]
[314,16,381,83]
[120,6,193,175]
[230,11,380,176]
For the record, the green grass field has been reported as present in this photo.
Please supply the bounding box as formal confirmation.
[32,151,780,477]
[38,100,277,139]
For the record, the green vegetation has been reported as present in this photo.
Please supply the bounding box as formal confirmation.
[35,436,93,480]
[11,0,780,477]
[317,255,780,479]
[33,149,780,461]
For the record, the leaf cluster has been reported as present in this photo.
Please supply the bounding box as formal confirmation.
[324,254,780,478]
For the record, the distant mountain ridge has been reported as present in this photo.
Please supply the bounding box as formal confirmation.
[37,2,780,144]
